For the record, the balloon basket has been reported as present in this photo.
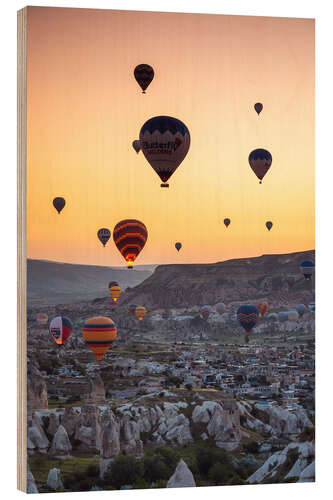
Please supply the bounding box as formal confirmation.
[161,183,169,188]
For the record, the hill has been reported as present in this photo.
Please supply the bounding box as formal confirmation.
[27,259,155,306]
[120,250,315,309]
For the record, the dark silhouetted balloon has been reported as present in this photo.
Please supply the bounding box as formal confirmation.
[224,218,231,228]
[254,102,263,115]
[49,316,72,346]
[132,140,141,153]
[266,221,273,231]
[139,116,190,187]
[97,228,111,247]
[175,242,182,252]
[113,219,148,268]
[237,305,259,334]
[300,260,315,280]
[134,64,154,93]
[53,197,65,214]
[248,149,272,183]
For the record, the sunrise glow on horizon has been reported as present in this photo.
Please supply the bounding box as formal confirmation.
[26,7,314,267]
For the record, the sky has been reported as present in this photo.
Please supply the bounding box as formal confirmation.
[26,7,314,267]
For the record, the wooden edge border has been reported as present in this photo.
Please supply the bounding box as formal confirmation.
[17,6,27,493]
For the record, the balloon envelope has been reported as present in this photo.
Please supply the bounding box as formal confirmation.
[37,313,48,327]
[248,149,272,183]
[237,305,259,334]
[113,219,148,268]
[139,116,191,187]
[53,197,65,214]
[135,306,147,320]
[110,285,121,302]
[132,140,141,153]
[175,242,182,252]
[224,218,231,228]
[300,260,315,280]
[201,305,212,320]
[108,281,118,289]
[278,312,289,323]
[49,316,72,345]
[254,102,263,115]
[82,316,117,360]
[134,64,154,93]
[266,221,273,231]
[296,304,307,317]
[287,310,299,321]
[215,302,226,314]
[97,228,111,247]
[258,301,269,316]
[129,304,138,315]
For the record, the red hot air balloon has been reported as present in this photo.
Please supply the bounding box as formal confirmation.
[53,197,65,214]
[258,301,268,317]
[134,64,154,93]
[248,149,272,184]
[266,221,273,231]
[97,228,111,247]
[113,219,148,269]
[49,316,72,346]
[139,116,191,187]
[254,102,263,115]
[224,218,231,228]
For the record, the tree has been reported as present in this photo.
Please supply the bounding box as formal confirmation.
[104,455,143,489]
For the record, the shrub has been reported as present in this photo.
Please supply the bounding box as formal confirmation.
[104,454,143,490]
[244,441,260,454]
[298,425,315,443]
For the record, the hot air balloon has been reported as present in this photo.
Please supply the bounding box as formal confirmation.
[53,197,65,214]
[266,221,273,231]
[132,140,141,154]
[237,305,259,336]
[296,304,307,317]
[215,303,226,314]
[37,313,48,328]
[248,149,272,184]
[278,311,289,323]
[175,242,182,252]
[49,316,72,346]
[113,219,148,268]
[300,260,315,280]
[223,218,231,228]
[110,285,121,302]
[82,316,117,360]
[139,116,191,187]
[258,301,269,317]
[134,64,154,93]
[254,102,263,115]
[287,310,299,321]
[97,228,111,247]
[135,306,147,321]
[129,304,138,315]
[267,312,278,322]
[201,305,212,321]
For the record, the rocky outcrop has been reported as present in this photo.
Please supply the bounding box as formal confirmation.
[49,425,72,458]
[85,373,106,404]
[167,460,196,488]
[27,466,39,493]
[27,363,48,411]
[264,405,312,438]
[247,441,315,484]
[298,460,315,482]
[47,468,64,491]
[27,413,49,454]
[47,413,59,436]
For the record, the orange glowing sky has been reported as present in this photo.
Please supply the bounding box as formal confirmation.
[26,7,314,267]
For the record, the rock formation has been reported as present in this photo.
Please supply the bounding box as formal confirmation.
[47,468,64,491]
[167,460,196,488]
[27,362,48,411]
[27,413,49,454]
[85,373,106,404]
[49,425,72,458]
[27,466,39,493]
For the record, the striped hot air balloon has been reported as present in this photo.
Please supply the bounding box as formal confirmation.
[49,316,72,346]
[135,306,147,321]
[134,64,154,93]
[300,260,315,280]
[139,116,191,187]
[258,301,268,317]
[37,313,48,328]
[113,219,148,269]
[129,304,138,315]
[82,316,117,360]
[237,305,259,334]
[110,285,121,302]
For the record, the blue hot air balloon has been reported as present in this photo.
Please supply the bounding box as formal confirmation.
[237,305,259,335]
[300,260,315,280]
[296,304,307,317]
[278,311,289,323]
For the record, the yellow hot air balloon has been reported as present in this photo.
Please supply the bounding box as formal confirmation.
[82,316,117,360]
[110,285,121,302]
[135,306,147,321]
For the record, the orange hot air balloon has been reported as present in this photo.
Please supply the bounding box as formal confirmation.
[135,306,147,321]
[257,301,269,317]
[113,219,148,268]
[37,313,48,328]
[110,285,121,302]
[82,316,117,360]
